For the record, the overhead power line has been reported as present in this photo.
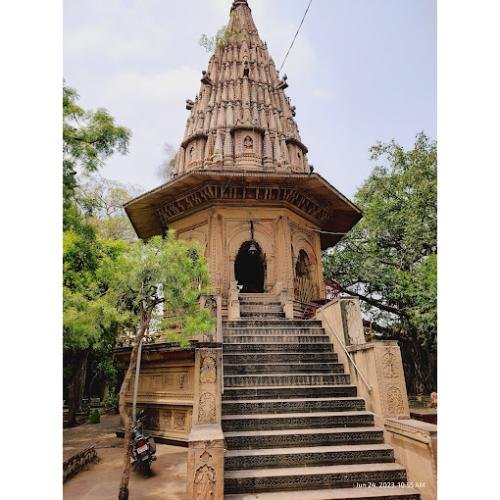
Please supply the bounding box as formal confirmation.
[278,0,313,73]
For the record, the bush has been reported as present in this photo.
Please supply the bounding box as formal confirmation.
[102,391,119,412]
[89,409,101,424]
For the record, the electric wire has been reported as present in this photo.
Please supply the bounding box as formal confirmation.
[278,0,314,73]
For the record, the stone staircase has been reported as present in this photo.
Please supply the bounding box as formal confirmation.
[222,294,420,499]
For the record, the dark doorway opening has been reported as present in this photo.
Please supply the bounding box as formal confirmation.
[235,240,265,293]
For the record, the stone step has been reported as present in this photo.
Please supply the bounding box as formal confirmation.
[225,443,394,470]
[224,319,323,328]
[222,385,358,400]
[224,462,407,494]
[223,343,332,352]
[239,293,280,301]
[223,352,339,364]
[223,362,345,375]
[222,411,374,432]
[224,426,384,450]
[225,486,420,499]
[224,373,350,387]
[222,397,366,415]
[223,326,326,335]
[239,301,282,306]
[240,312,286,319]
[223,335,329,344]
[240,305,283,312]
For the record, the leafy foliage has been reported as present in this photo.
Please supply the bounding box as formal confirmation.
[63,82,131,425]
[199,13,242,53]
[105,233,214,341]
[63,84,131,228]
[63,230,128,352]
[323,133,437,392]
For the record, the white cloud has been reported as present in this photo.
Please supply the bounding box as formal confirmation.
[64,0,171,63]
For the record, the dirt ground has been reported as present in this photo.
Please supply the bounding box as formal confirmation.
[63,414,187,500]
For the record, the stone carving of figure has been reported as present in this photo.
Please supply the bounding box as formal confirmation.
[200,354,217,384]
[243,135,253,150]
[194,464,216,499]
[382,350,398,379]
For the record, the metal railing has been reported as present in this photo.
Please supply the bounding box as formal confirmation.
[322,311,373,393]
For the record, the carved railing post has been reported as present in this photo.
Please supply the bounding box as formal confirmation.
[187,347,224,499]
[279,288,294,319]
[228,280,240,320]
[201,294,222,343]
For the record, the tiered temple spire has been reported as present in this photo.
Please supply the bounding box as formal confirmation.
[174,0,310,176]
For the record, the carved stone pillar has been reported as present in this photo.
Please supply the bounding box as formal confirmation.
[228,280,240,320]
[347,341,410,426]
[276,216,294,318]
[187,348,224,499]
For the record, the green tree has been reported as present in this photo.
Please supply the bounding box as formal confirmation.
[323,133,437,394]
[63,230,128,426]
[77,176,141,241]
[63,83,131,229]
[102,234,214,500]
[63,82,131,425]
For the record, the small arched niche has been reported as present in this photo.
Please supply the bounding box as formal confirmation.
[234,240,266,293]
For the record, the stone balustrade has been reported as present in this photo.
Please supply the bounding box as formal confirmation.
[315,297,436,500]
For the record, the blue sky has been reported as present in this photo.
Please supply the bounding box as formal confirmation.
[64,0,436,198]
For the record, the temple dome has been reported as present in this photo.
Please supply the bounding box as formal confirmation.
[174,0,309,176]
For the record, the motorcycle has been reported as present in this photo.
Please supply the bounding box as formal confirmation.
[130,411,157,476]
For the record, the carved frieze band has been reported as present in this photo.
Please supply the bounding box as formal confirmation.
[156,184,330,223]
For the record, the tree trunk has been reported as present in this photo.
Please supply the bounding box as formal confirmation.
[399,333,437,395]
[66,349,89,427]
[118,309,151,500]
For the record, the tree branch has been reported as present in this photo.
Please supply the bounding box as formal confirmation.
[339,285,401,316]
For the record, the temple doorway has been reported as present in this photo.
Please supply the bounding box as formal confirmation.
[294,249,315,303]
[235,241,265,293]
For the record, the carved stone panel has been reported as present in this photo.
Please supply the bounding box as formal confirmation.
[200,353,217,384]
[198,392,216,424]
[193,464,216,499]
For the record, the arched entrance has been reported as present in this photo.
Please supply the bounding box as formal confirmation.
[235,241,265,293]
[294,249,315,303]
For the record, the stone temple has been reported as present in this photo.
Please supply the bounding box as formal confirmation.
[118,1,436,498]
[125,0,362,309]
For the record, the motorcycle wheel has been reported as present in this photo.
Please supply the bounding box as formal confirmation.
[142,462,153,477]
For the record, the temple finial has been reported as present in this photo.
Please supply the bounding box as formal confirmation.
[231,0,249,12]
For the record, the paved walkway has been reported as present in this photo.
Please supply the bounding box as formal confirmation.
[64,414,187,499]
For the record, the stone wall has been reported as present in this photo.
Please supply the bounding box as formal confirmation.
[116,347,196,444]
[63,446,99,482]
[170,206,325,304]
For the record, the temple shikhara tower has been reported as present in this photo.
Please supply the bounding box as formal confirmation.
[125,0,361,311]
[120,1,433,498]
